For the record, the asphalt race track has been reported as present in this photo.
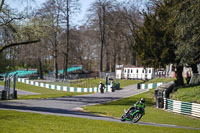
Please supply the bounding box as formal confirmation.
[0,84,199,130]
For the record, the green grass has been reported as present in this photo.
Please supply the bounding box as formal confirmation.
[118,79,142,88]
[84,89,200,128]
[145,78,176,83]
[49,78,105,88]
[37,78,142,88]
[0,81,89,99]
[171,85,200,103]
[0,78,141,99]
[0,110,198,133]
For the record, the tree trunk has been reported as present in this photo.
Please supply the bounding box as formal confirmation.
[54,51,58,79]
[99,4,106,75]
[63,0,70,79]
[112,49,116,72]
[106,47,110,72]
[63,53,69,79]
[176,65,184,86]
[117,49,121,65]
[191,63,198,73]
[132,50,136,66]
[38,58,43,79]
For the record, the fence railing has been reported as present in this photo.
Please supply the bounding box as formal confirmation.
[0,73,17,100]
[164,98,200,118]
[17,78,113,93]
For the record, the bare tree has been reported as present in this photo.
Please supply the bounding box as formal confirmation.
[63,0,80,79]
[35,0,68,78]
[0,0,40,53]
[85,0,144,73]
[88,0,115,75]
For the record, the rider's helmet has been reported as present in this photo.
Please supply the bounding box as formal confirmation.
[140,98,145,104]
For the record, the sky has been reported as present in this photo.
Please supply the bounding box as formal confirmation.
[6,0,146,26]
[6,0,92,26]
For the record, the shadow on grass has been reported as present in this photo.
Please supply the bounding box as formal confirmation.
[0,102,110,119]
[177,84,200,89]
[49,96,121,104]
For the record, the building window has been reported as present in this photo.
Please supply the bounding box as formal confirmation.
[149,69,151,73]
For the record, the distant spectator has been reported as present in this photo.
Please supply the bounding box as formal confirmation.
[111,81,115,92]
[99,81,105,93]
[186,71,191,84]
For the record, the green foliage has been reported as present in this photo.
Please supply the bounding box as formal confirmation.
[134,4,175,68]
[135,0,200,67]
[134,0,200,86]
[171,0,200,65]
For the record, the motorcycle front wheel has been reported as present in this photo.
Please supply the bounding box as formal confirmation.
[120,113,126,121]
[131,113,142,123]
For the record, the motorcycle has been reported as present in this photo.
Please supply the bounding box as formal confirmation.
[120,105,145,123]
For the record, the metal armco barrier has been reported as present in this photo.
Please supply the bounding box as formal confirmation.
[154,82,174,108]
[0,73,17,100]
[164,98,200,118]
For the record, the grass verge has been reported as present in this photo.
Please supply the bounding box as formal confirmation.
[0,81,89,99]
[170,85,200,103]
[33,78,142,88]
[118,79,142,88]
[84,89,200,128]
[0,110,198,133]
[145,78,176,83]
[47,78,104,88]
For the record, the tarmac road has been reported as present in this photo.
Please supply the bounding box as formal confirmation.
[0,85,39,95]
[0,84,199,130]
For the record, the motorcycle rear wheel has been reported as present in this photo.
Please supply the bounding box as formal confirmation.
[131,113,142,123]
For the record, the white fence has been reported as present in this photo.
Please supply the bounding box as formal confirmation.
[17,78,113,93]
[164,98,200,118]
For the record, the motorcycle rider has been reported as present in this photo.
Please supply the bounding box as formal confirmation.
[99,81,105,93]
[135,98,145,110]
[126,98,145,119]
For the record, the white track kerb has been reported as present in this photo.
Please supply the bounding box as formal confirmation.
[137,82,164,89]
[17,78,113,93]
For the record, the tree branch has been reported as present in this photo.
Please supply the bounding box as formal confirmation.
[0,39,41,53]
[0,0,5,12]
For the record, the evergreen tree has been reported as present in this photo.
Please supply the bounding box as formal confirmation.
[134,0,200,86]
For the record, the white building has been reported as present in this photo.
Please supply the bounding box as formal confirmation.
[116,66,155,80]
